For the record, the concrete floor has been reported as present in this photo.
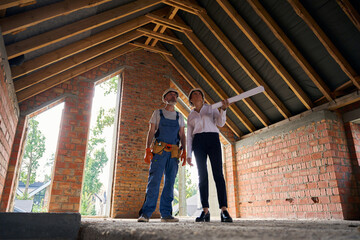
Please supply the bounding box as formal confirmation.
[79,217,360,240]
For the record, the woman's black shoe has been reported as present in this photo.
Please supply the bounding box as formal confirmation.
[195,211,210,222]
[221,210,233,222]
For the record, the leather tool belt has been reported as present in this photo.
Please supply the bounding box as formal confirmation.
[152,140,180,158]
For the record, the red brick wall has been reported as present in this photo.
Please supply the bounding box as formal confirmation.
[0,54,18,207]
[235,110,358,219]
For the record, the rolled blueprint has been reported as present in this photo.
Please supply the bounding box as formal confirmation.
[211,86,265,109]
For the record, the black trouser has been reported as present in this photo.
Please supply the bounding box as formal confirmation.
[193,132,227,209]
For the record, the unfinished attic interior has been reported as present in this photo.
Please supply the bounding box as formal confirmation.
[0,0,360,227]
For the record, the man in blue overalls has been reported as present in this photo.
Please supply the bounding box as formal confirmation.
[138,88,191,222]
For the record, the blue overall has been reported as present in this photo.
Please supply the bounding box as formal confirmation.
[140,110,180,218]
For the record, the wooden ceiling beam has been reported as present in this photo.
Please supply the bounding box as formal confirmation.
[175,43,256,133]
[336,0,360,32]
[0,0,34,10]
[146,13,192,31]
[14,31,144,92]
[195,9,291,119]
[129,42,173,55]
[217,0,313,110]
[0,0,111,35]
[247,0,333,102]
[6,0,163,60]
[137,28,183,45]
[163,53,242,138]
[17,44,136,103]
[163,0,204,14]
[11,7,170,79]
[179,27,270,127]
[288,0,360,89]
[145,7,179,46]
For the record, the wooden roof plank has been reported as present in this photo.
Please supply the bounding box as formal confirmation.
[217,0,313,110]
[196,10,291,119]
[288,0,360,89]
[247,0,333,102]
[175,43,256,133]
[17,45,136,103]
[0,0,111,35]
[11,7,170,79]
[163,53,242,137]
[6,0,163,60]
[14,31,144,92]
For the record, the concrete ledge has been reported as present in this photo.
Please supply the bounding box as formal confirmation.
[0,212,81,240]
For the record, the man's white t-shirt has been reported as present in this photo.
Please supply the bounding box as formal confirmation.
[149,108,185,132]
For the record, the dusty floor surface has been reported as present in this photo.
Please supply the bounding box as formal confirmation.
[79,217,360,240]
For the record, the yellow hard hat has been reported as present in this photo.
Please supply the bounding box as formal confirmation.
[188,88,205,106]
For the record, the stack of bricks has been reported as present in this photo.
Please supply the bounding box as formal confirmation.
[235,110,359,219]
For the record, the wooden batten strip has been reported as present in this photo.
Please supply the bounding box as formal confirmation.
[6,0,163,59]
[17,45,136,103]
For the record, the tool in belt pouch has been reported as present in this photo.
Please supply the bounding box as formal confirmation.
[152,140,180,158]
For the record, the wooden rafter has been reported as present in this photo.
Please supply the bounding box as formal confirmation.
[177,25,270,127]
[6,0,163,59]
[196,10,291,119]
[163,53,242,137]
[246,0,333,102]
[144,7,179,46]
[17,45,136,102]
[0,0,111,35]
[14,31,144,92]
[287,0,360,89]
[336,0,360,32]
[137,28,183,45]
[175,43,256,133]
[217,0,313,110]
[11,7,170,79]
[129,42,172,56]
[0,0,34,10]
[145,13,192,32]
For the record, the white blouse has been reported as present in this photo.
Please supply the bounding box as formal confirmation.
[186,104,226,158]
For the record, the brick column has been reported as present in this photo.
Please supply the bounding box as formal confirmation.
[48,81,94,212]
[223,143,239,217]
[0,116,26,211]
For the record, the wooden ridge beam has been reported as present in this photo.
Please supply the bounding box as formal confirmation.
[217,0,313,110]
[163,0,204,14]
[175,43,256,133]
[129,42,172,55]
[146,13,192,31]
[6,0,163,59]
[336,0,360,32]
[247,0,333,102]
[137,28,183,44]
[14,31,144,92]
[178,26,270,127]
[11,7,169,79]
[195,9,291,119]
[163,53,242,137]
[0,0,111,35]
[17,45,136,103]
[288,0,360,89]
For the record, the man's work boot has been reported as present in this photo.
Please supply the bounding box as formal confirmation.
[138,214,149,222]
[161,215,179,222]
